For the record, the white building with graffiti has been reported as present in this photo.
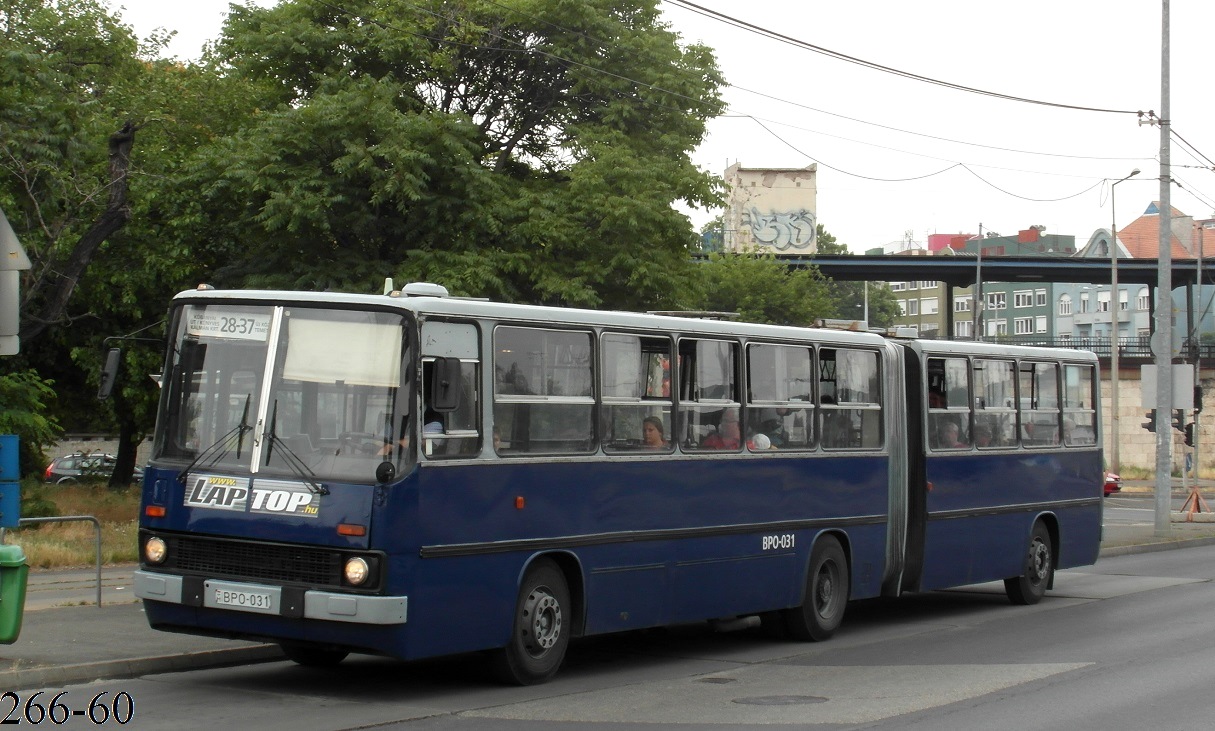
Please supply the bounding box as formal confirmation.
[723,163,817,254]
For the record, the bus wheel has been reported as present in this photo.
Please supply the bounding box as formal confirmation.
[784,535,849,641]
[491,559,570,685]
[279,642,348,667]
[1005,521,1053,606]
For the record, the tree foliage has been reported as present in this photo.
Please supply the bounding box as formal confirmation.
[1,0,259,478]
[0,0,149,341]
[0,370,61,477]
[191,0,725,309]
[683,224,901,328]
[690,251,834,326]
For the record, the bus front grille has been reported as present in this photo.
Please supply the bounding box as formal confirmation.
[168,534,344,587]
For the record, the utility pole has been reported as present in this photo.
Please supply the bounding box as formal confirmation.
[1197,230,1204,480]
[1153,0,1173,536]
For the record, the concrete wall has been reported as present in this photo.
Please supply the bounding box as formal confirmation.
[49,436,154,466]
[724,163,817,254]
[1104,369,1210,473]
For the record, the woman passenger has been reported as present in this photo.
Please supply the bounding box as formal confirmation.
[642,416,669,449]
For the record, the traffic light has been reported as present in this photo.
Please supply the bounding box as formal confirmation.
[1142,412,1156,432]
[1173,409,1185,432]
[1196,385,1204,414]
[1185,423,1195,447]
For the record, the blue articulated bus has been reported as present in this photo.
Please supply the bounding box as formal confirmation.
[132,283,1103,684]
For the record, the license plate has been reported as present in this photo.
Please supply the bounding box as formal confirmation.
[203,580,280,615]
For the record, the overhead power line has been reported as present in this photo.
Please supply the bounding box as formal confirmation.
[665,0,1146,116]
[747,116,1106,202]
[1171,128,1215,170]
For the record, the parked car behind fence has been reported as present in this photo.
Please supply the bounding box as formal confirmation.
[44,453,144,484]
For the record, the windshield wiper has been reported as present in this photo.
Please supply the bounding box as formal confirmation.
[262,400,328,496]
[175,395,253,485]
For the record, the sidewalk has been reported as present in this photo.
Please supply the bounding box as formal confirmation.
[4,509,1215,691]
[0,566,283,691]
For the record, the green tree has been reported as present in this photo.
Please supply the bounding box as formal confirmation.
[0,370,61,478]
[0,0,257,482]
[1,0,153,480]
[191,0,725,310]
[0,0,148,343]
[690,251,834,326]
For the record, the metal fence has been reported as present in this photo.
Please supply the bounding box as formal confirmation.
[0,515,103,607]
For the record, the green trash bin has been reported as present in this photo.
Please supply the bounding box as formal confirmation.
[0,544,28,644]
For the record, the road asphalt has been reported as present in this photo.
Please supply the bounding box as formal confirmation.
[3,481,1215,692]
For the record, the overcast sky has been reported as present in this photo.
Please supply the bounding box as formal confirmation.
[108,0,1215,253]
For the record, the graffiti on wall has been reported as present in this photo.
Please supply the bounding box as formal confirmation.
[743,208,816,251]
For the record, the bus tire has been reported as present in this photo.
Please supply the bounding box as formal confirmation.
[1005,521,1053,606]
[491,558,570,685]
[784,535,849,641]
[279,642,348,667]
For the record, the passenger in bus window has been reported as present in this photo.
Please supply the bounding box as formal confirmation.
[641,416,668,450]
[756,408,791,447]
[747,432,773,451]
[974,424,994,448]
[421,409,445,455]
[1023,420,1058,445]
[1066,419,1095,445]
[702,410,741,449]
[937,421,968,449]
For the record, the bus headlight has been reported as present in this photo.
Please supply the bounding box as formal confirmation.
[344,557,370,586]
[144,536,167,564]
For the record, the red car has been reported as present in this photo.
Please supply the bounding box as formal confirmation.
[1104,472,1122,497]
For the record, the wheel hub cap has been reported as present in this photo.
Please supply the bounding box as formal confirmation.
[522,589,562,653]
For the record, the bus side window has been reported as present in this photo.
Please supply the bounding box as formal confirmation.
[746,343,813,450]
[1019,361,1060,447]
[820,348,883,450]
[419,321,482,459]
[423,359,480,458]
[927,356,970,451]
[493,326,595,455]
[678,338,741,452]
[973,358,1016,448]
[601,333,673,453]
[1062,364,1097,446]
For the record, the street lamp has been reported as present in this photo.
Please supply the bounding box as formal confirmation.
[1109,167,1140,473]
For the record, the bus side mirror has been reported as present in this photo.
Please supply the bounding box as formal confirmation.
[430,357,462,412]
[97,347,122,400]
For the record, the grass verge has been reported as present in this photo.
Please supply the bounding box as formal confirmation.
[7,481,141,569]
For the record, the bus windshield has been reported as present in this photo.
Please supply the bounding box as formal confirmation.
[154,303,412,484]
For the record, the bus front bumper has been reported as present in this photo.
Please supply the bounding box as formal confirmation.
[133,570,407,625]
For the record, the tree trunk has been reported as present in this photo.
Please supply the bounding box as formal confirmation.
[21,121,137,342]
[110,415,141,490]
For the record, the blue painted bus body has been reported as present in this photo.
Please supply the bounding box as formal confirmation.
[144,452,891,661]
[919,448,1102,591]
